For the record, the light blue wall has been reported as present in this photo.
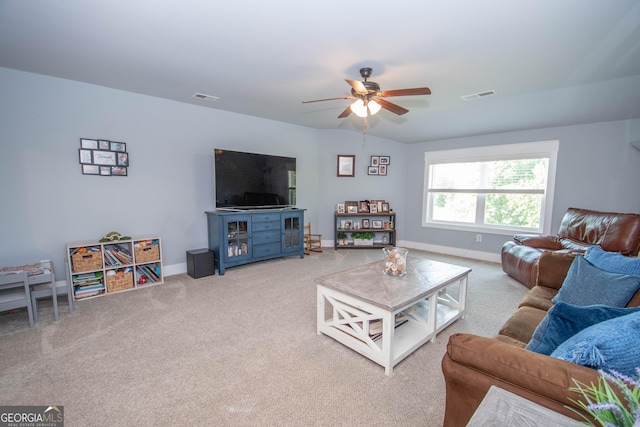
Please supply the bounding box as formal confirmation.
[0,67,403,274]
[1,67,639,275]
[404,119,640,258]
[309,129,408,241]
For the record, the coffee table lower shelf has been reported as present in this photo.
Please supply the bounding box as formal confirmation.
[317,277,467,375]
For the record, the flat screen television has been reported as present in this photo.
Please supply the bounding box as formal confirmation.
[214,149,296,209]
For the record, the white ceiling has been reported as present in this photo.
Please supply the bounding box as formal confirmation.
[1,0,639,143]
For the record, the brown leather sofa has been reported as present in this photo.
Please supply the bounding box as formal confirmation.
[441,251,640,426]
[501,207,640,288]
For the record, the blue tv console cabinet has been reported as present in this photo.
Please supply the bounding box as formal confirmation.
[206,208,306,275]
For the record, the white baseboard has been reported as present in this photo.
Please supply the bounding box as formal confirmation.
[398,240,501,264]
[164,262,187,277]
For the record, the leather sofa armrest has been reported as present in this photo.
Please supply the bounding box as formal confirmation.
[445,333,597,405]
[514,234,563,250]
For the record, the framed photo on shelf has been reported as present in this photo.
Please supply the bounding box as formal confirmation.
[337,154,355,177]
[362,219,370,229]
[345,201,358,213]
[343,220,352,230]
[336,203,345,213]
[359,200,369,213]
[368,166,378,175]
[381,202,390,212]
[384,221,392,230]
[379,156,390,165]
[369,203,378,213]
[352,221,360,230]
[372,220,383,229]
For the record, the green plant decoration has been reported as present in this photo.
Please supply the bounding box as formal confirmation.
[337,232,348,240]
[351,231,375,240]
[569,369,640,426]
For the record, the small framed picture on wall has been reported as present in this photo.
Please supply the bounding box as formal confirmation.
[337,155,355,177]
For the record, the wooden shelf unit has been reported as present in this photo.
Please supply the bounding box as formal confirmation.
[334,212,396,249]
[66,236,163,301]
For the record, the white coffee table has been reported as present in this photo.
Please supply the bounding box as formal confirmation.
[316,257,471,375]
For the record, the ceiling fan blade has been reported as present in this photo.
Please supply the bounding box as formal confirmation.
[345,79,368,95]
[337,105,352,118]
[376,99,409,115]
[302,96,351,104]
[380,87,431,97]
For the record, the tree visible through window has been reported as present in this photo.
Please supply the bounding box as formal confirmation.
[423,141,558,234]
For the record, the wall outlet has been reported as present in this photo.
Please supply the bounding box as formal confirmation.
[475,234,482,243]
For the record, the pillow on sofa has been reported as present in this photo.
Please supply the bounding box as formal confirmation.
[551,255,640,307]
[584,246,640,275]
[525,302,640,355]
[550,311,640,377]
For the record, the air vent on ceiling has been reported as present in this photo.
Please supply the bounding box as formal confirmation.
[461,90,497,101]
[192,93,220,103]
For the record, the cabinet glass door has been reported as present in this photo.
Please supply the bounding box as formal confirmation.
[282,215,300,249]
[226,219,249,259]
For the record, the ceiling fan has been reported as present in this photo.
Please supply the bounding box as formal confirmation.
[302,67,431,119]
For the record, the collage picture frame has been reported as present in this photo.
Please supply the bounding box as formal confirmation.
[368,155,390,175]
[80,138,129,176]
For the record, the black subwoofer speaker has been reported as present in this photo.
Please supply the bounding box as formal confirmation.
[186,249,215,279]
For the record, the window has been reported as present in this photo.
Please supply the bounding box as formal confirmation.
[422,141,558,235]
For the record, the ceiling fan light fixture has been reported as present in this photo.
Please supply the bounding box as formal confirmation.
[350,99,367,117]
[303,67,431,120]
[368,100,381,115]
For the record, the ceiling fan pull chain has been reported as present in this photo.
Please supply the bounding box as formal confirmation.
[363,117,367,134]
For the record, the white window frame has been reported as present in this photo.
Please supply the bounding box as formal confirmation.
[422,140,559,235]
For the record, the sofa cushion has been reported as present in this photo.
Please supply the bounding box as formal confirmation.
[525,302,640,355]
[536,251,575,290]
[550,311,640,376]
[497,306,547,344]
[514,234,563,250]
[551,255,640,307]
[557,208,640,255]
[557,238,592,252]
[518,286,557,311]
[584,245,640,276]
